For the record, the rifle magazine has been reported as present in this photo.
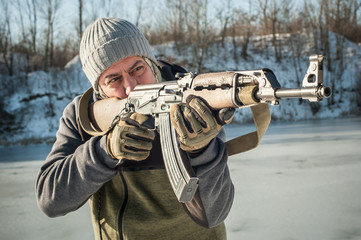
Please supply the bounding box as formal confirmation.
[158,113,199,202]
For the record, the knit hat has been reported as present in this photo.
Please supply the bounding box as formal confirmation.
[79,18,157,92]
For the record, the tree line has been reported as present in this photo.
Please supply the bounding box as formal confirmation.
[0,0,360,76]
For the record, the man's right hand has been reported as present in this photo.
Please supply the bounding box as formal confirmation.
[107,113,155,161]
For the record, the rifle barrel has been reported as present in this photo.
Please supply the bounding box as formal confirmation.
[273,86,332,101]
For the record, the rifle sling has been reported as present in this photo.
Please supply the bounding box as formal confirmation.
[226,103,270,156]
[78,87,109,137]
[78,88,271,156]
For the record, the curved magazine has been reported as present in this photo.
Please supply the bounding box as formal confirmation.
[158,113,199,202]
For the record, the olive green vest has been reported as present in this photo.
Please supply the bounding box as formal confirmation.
[89,168,227,240]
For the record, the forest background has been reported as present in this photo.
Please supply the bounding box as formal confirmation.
[0,0,360,145]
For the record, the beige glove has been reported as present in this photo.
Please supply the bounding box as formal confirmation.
[170,96,234,153]
[107,113,156,161]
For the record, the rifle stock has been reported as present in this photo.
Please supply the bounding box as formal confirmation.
[89,98,126,132]
[79,55,331,202]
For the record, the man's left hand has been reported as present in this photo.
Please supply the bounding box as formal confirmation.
[170,96,234,153]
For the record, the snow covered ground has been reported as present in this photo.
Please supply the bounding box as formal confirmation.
[0,117,360,240]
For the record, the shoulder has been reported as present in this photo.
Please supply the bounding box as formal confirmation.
[62,95,81,119]
[57,95,83,134]
[61,90,94,130]
[63,88,96,120]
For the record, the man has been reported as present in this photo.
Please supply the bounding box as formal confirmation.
[36,18,234,240]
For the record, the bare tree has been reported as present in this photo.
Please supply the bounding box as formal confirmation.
[303,0,332,70]
[345,0,361,42]
[326,0,361,102]
[230,16,240,65]
[331,0,344,61]
[77,0,84,44]
[13,0,39,72]
[258,0,270,59]
[135,0,143,27]
[303,0,321,52]
[328,0,361,60]
[14,0,39,54]
[269,0,283,63]
[183,0,216,72]
[284,2,305,87]
[43,0,62,70]
[0,0,14,75]
[13,0,27,48]
[229,8,255,62]
[165,0,186,55]
[217,0,233,48]
[28,0,38,54]
[258,0,285,62]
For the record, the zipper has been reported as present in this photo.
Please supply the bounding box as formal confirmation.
[118,169,128,240]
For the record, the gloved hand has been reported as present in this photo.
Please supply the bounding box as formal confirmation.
[170,96,235,153]
[107,113,156,161]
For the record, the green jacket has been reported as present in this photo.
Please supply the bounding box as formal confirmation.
[91,168,227,239]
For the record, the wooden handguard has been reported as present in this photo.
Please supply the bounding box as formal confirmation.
[183,72,237,109]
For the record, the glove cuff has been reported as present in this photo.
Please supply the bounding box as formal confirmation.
[106,132,118,160]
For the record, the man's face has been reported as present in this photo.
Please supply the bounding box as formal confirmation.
[98,56,156,99]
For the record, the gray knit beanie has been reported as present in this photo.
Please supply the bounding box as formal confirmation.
[79,18,157,92]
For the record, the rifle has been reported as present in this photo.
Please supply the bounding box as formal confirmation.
[79,55,331,202]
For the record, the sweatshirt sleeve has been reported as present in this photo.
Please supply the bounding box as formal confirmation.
[36,96,118,217]
[183,129,234,228]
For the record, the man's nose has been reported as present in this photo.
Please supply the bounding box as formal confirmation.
[123,75,137,96]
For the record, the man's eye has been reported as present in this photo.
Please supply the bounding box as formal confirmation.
[107,77,119,85]
[135,66,143,71]
[131,66,145,76]
[132,66,143,73]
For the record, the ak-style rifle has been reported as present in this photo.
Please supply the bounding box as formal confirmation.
[79,55,331,202]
